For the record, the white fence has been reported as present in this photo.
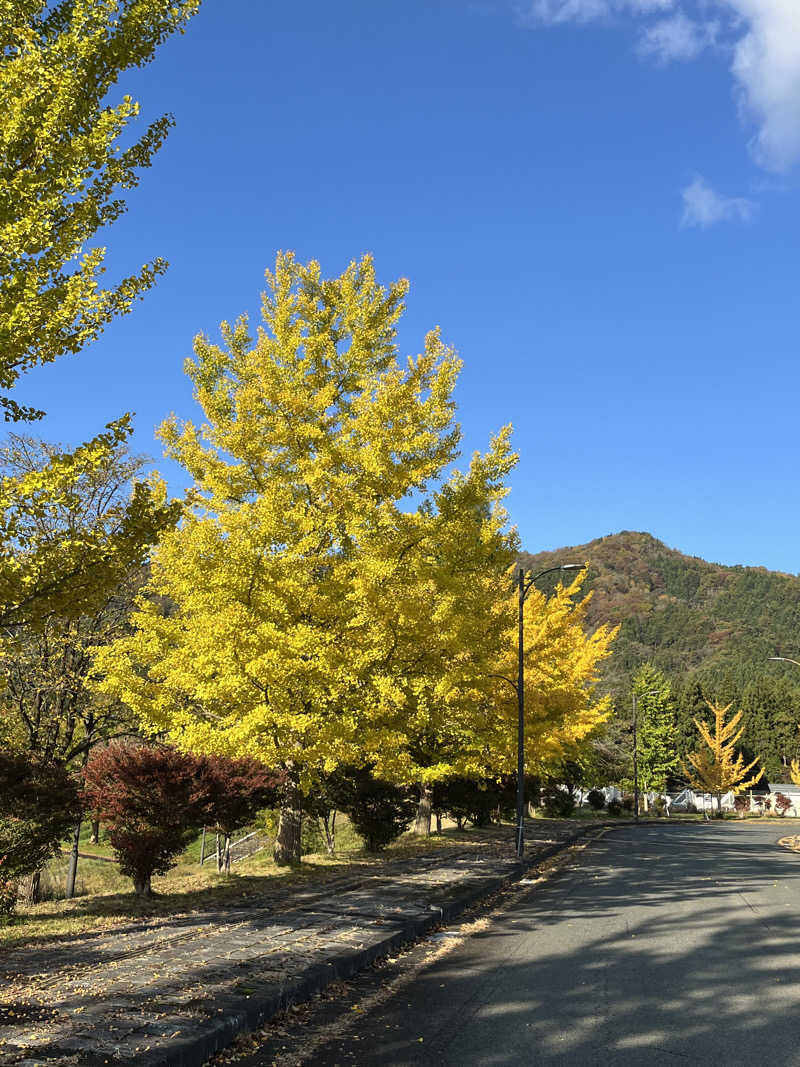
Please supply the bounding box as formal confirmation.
[576,786,800,815]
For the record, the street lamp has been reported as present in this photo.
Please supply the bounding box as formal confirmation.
[515,562,583,859]
[632,688,659,822]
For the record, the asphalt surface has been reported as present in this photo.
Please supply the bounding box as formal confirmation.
[248,822,800,1067]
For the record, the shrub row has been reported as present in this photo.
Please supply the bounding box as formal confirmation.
[2,743,633,916]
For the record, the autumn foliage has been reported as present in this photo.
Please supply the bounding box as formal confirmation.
[83,743,207,895]
[92,255,617,866]
[83,743,284,894]
[683,701,762,809]
[198,755,284,870]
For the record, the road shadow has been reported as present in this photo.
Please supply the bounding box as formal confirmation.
[306,822,800,1066]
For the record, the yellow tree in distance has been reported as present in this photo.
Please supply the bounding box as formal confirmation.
[683,701,761,814]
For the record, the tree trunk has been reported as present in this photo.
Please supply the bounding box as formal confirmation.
[414,783,432,836]
[65,820,81,899]
[88,820,100,845]
[23,869,42,905]
[215,831,222,872]
[321,811,336,855]
[435,811,442,833]
[67,750,91,898]
[274,801,303,866]
[223,834,231,873]
[133,873,152,896]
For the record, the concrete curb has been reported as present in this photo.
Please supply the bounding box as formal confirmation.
[138,820,627,1067]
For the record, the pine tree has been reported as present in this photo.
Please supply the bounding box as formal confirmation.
[674,677,710,760]
[742,677,798,781]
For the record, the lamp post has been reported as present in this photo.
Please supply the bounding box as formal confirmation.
[515,562,583,859]
[632,688,659,822]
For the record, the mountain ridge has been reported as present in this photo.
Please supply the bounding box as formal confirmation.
[520,530,800,700]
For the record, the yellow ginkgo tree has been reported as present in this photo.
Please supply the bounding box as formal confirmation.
[0,0,197,628]
[683,701,762,816]
[93,253,522,863]
[1,0,200,420]
[0,417,180,631]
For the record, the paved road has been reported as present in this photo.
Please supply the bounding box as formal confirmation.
[272,823,800,1066]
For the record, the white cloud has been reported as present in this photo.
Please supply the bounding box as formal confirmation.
[729,1,800,171]
[519,0,673,26]
[680,175,757,226]
[517,0,800,171]
[637,11,717,61]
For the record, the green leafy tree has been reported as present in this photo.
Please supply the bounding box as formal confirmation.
[633,664,677,801]
[331,767,417,852]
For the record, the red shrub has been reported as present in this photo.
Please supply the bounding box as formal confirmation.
[83,742,206,895]
[197,755,283,839]
[775,793,792,816]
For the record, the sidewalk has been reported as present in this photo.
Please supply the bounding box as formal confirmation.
[0,819,621,1067]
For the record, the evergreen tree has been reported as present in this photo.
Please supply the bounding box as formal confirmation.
[674,677,711,760]
[0,752,81,916]
[633,664,676,798]
[742,677,799,781]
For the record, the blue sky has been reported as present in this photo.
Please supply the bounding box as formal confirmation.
[17,0,800,572]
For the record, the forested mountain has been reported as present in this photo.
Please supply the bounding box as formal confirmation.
[521,532,800,780]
